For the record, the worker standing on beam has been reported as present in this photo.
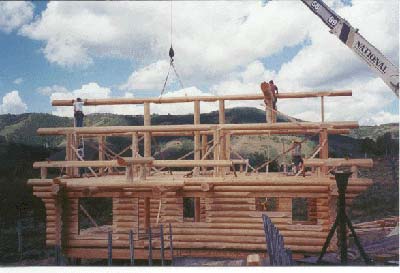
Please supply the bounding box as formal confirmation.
[291,140,304,176]
[73,98,84,127]
[269,80,279,110]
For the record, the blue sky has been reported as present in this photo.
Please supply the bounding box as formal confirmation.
[0,1,398,125]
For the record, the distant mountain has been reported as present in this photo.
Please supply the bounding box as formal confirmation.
[0,107,294,147]
[349,123,399,140]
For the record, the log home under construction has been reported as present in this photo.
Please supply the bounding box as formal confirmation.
[28,87,374,262]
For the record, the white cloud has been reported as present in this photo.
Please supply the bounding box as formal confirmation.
[19,1,311,77]
[0,90,27,114]
[37,85,70,96]
[120,60,171,91]
[13,78,23,85]
[0,2,34,33]
[151,87,218,115]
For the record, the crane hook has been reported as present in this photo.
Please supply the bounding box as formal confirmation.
[169,46,175,61]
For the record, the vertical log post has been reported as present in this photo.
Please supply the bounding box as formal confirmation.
[219,100,226,174]
[225,132,231,161]
[160,225,165,266]
[148,226,153,266]
[351,165,358,178]
[319,128,329,174]
[54,180,63,265]
[40,167,47,179]
[98,136,105,176]
[132,132,139,175]
[66,133,72,177]
[107,230,112,266]
[201,135,208,173]
[213,129,220,176]
[194,100,201,176]
[194,197,201,222]
[144,198,150,232]
[321,96,325,122]
[144,102,151,176]
[129,229,134,265]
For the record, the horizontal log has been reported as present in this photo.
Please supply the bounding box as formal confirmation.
[184,176,335,185]
[74,128,351,137]
[205,204,255,211]
[220,122,358,131]
[206,217,291,224]
[153,160,233,168]
[304,158,373,168]
[160,242,322,252]
[166,222,328,231]
[33,160,119,168]
[118,157,154,165]
[212,186,329,192]
[231,129,351,135]
[207,198,255,204]
[169,228,327,238]
[27,179,53,186]
[206,211,290,218]
[37,122,359,136]
[66,192,153,198]
[113,204,137,210]
[63,180,184,189]
[52,90,352,106]
[170,234,325,245]
[65,239,323,252]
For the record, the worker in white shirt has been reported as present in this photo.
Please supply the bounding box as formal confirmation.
[73,98,84,127]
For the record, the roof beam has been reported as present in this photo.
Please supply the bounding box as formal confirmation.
[51,90,352,106]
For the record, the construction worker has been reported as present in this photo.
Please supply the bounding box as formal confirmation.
[73,98,84,127]
[291,141,303,174]
[269,80,278,110]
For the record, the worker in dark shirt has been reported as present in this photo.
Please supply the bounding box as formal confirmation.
[292,141,303,174]
[269,80,278,110]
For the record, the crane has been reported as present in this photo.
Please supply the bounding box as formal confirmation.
[301,0,399,97]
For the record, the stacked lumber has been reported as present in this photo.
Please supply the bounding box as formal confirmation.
[352,216,399,234]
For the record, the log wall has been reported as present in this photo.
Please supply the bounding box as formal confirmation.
[29,175,372,259]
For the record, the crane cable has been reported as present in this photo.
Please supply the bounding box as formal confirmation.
[160,1,185,97]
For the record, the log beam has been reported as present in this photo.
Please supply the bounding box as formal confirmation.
[52,90,352,106]
[37,122,358,136]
